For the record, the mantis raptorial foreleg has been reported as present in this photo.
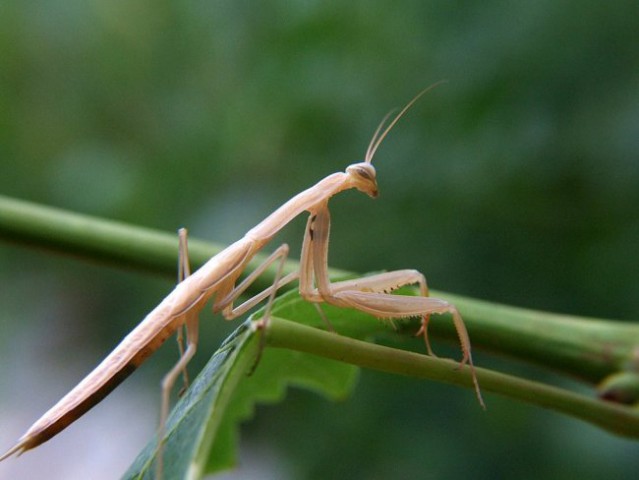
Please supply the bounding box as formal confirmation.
[300,204,485,408]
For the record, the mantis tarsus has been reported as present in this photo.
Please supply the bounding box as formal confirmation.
[0,86,484,474]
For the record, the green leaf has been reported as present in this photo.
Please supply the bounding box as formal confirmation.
[122,289,369,480]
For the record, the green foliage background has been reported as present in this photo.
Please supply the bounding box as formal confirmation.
[0,1,638,478]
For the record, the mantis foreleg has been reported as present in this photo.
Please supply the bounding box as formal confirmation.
[300,204,485,408]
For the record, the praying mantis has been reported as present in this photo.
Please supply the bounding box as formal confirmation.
[0,86,484,475]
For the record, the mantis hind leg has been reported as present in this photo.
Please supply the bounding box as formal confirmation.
[155,228,201,479]
[175,228,193,393]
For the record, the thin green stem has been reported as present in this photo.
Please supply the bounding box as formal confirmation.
[266,317,639,439]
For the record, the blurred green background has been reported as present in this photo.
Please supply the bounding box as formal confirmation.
[1,1,638,479]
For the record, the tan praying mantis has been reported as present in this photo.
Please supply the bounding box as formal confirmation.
[0,86,484,473]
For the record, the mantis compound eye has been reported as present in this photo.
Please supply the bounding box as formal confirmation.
[347,162,376,180]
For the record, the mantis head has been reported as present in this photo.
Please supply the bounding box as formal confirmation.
[346,162,378,198]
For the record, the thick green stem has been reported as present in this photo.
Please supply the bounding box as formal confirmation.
[422,293,639,383]
[0,194,191,274]
[0,194,302,281]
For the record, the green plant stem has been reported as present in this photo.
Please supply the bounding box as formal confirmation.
[266,317,639,439]
[1,194,638,386]
[0,194,190,274]
[423,293,639,383]
[0,194,304,281]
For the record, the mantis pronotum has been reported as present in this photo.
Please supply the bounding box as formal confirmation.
[0,87,484,473]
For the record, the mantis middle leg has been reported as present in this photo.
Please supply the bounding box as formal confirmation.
[155,232,299,477]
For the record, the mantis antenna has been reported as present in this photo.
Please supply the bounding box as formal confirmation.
[365,81,446,164]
